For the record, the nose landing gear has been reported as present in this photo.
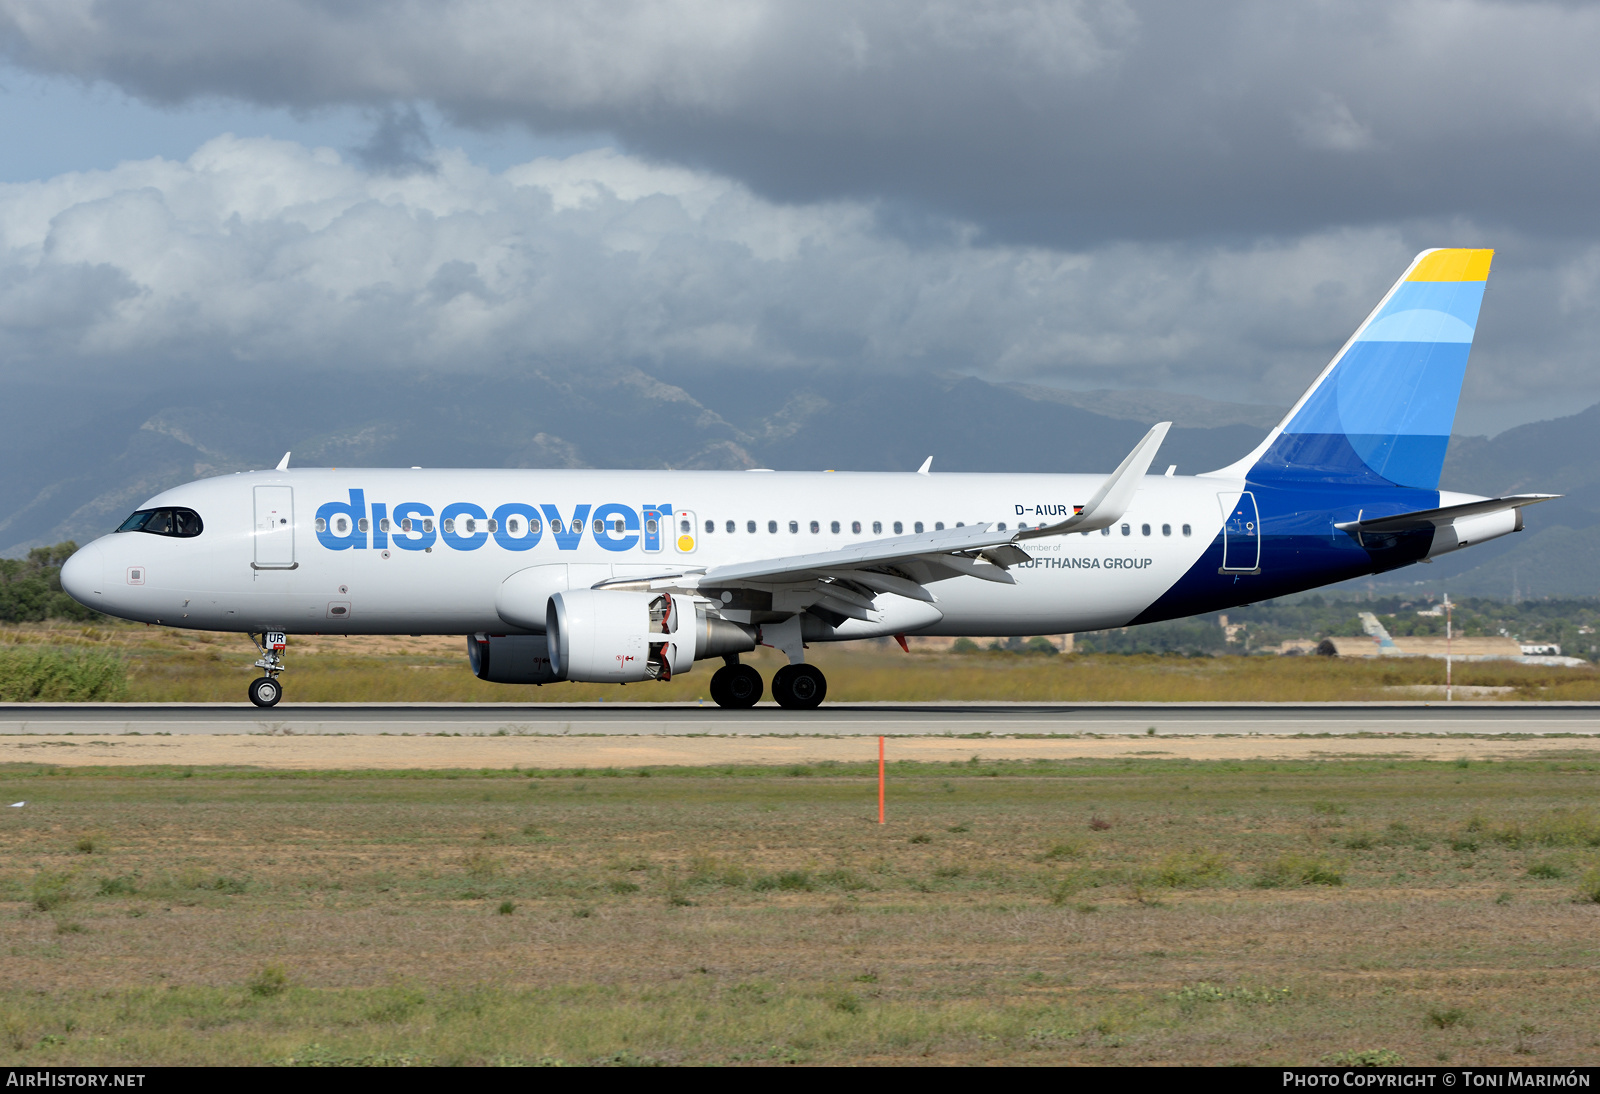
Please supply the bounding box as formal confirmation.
[248,631,287,708]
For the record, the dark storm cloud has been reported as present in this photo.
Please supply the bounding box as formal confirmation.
[0,1,1597,432]
[3,1,1598,245]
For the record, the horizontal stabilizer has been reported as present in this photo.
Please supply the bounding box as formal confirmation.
[1335,494,1559,535]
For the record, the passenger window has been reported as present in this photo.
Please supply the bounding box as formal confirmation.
[788,520,799,533]
[315,517,327,532]
[726,520,735,533]
[935,522,944,531]
[379,518,391,532]
[810,521,820,533]
[768,520,778,533]
[680,519,691,533]
[614,519,624,533]
[997,523,1006,531]
[705,520,714,534]
[335,516,349,534]
[1182,524,1192,536]
[645,519,656,535]
[422,518,434,533]
[1101,527,1110,536]
[852,521,861,534]
[530,519,542,534]
[873,521,882,534]
[747,520,756,533]
[487,519,498,533]
[831,521,840,533]
[1121,523,1130,536]
[914,522,924,533]
[551,519,564,534]
[466,518,477,534]
[508,519,519,533]
[1141,523,1151,536]
[442,518,455,533]
[401,518,413,532]
[893,521,903,534]
[1162,523,1171,536]
[595,519,605,534]
[358,518,369,533]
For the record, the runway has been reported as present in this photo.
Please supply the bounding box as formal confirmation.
[5,701,1600,737]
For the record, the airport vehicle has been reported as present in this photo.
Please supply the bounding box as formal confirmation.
[59,248,1552,709]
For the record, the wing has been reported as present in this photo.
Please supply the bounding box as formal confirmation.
[594,422,1172,625]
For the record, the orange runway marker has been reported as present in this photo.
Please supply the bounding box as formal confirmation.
[878,735,885,825]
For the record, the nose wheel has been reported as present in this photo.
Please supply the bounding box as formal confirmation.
[771,664,827,710]
[248,631,288,707]
[248,676,282,708]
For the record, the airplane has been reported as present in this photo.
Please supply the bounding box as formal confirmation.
[59,248,1554,710]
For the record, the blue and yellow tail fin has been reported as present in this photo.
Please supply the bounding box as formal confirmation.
[1234,248,1492,490]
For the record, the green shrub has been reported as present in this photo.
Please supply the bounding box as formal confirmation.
[0,646,126,701]
[1526,861,1565,879]
[1254,854,1343,888]
[1426,1006,1467,1029]
[1152,851,1228,888]
[1577,868,1600,904]
[30,872,73,912]
[247,965,289,998]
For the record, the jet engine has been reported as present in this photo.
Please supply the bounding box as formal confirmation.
[546,589,755,683]
[468,633,562,684]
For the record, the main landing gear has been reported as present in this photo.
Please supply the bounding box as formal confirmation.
[707,658,827,711]
[248,631,287,708]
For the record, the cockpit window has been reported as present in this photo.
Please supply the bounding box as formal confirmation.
[116,508,204,538]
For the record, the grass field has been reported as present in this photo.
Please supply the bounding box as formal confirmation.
[4,621,1600,702]
[3,754,1599,1065]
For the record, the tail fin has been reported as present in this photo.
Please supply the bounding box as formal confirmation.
[1219,248,1493,490]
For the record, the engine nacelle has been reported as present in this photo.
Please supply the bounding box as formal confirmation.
[545,589,693,682]
[468,633,561,684]
[544,590,758,683]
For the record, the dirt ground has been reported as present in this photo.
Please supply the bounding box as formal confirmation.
[4,732,1599,769]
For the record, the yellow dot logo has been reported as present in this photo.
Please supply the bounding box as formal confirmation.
[677,534,695,551]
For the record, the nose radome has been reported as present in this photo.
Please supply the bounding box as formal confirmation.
[59,541,105,606]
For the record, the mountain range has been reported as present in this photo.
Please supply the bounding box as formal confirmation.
[3,366,1592,599]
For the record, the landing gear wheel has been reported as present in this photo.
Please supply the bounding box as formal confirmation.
[771,664,827,710]
[710,664,764,709]
[248,676,282,708]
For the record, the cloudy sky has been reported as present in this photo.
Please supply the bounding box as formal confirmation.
[1,0,1598,434]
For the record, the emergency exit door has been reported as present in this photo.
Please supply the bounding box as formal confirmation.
[253,486,297,569]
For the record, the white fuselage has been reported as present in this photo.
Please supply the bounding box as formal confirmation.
[63,468,1235,638]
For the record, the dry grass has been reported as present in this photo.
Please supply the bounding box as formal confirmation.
[3,622,1598,703]
[2,754,1599,1065]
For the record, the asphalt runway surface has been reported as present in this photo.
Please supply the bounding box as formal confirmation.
[4,702,1600,737]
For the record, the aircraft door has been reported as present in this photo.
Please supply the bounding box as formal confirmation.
[1218,491,1260,573]
[253,486,297,569]
[642,504,670,552]
[674,510,697,553]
